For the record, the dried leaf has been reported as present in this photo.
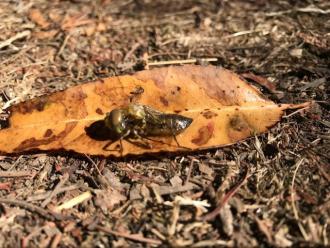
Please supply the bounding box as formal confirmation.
[219,204,234,236]
[33,30,58,40]
[61,14,94,31]
[0,182,11,191]
[94,188,127,213]
[241,72,277,93]
[255,217,273,244]
[164,195,210,213]
[0,65,309,157]
[198,163,214,177]
[28,9,51,29]
[274,227,293,247]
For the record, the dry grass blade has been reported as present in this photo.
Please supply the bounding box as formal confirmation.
[0,198,64,221]
[199,166,249,222]
[94,225,162,245]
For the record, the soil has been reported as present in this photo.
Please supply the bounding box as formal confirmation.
[0,0,329,247]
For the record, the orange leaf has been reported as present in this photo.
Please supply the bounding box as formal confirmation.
[0,65,309,157]
[33,30,58,40]
[61,14,94,31]
[28,9,51,29]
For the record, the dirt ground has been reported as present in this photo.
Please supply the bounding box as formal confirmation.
[0,0,329,247]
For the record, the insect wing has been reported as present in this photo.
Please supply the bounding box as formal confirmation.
[142,105,165,125]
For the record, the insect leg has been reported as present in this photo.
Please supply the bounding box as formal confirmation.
[119,138,123,157]
[103,130,130,156]
[131,130,152,149]
[103,139,120,151]
[170,121,191,150]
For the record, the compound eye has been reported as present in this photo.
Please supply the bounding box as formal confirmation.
[105,109,126,135]
[111,110,123,126]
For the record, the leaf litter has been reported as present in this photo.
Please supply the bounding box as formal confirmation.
[0,0,329,247]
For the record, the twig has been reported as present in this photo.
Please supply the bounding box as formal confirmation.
[54,191,92,212]
[266,5,330,16]
[168,202,180,236]
[284,105,310,118]
[199,166,249,222]
[192,239,234,247]
[185,158,195,185]
[94,225,162,245]
[50,233,62,248]
[41,173,69,207]
[0,170,34,178]
[124,42,141,61]
[291,158,309,240]
[224,30,264,38]
[84,154,101,175]
[130,183,196,200]
[0,198,63,221]
[57,33,71,56]
[0,30,31,50]
[150,228,166,241]
[296,5,330,14]
[22,225,45,248]
[148,58,217,66]
[27,184,82,202]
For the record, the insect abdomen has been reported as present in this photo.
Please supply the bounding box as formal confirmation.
[145,114,192,136]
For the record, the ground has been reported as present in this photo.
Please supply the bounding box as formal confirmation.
[0,0,329,247]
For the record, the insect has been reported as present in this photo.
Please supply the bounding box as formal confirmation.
[129,85,144,103]
[102,103,193,154]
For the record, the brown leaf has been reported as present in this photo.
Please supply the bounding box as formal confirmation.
[241,72,277,93]
[0,182,11,191]
[297,31,329,50]
[0,65,310,157]
[255,217,273,244]
[94,188,127,213]
[61,14,94,31]
[28,9,51,29]
[33,30,58,40]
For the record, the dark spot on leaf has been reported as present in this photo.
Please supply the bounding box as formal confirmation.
[191,122,214,145]
[130,85,144,95]
[129,85,144,102]
[96,108,104,115]
[159,96,169,106]
[176,86,181,91]
[229,115,249,131]
[14,123,77,152]
[235,108,239,111]
[185,108,189,111]
[43,129,53,138]
[202,110,218,119]
[73,88,88,101]
[174,110,181,113]
[11,96,49,114]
